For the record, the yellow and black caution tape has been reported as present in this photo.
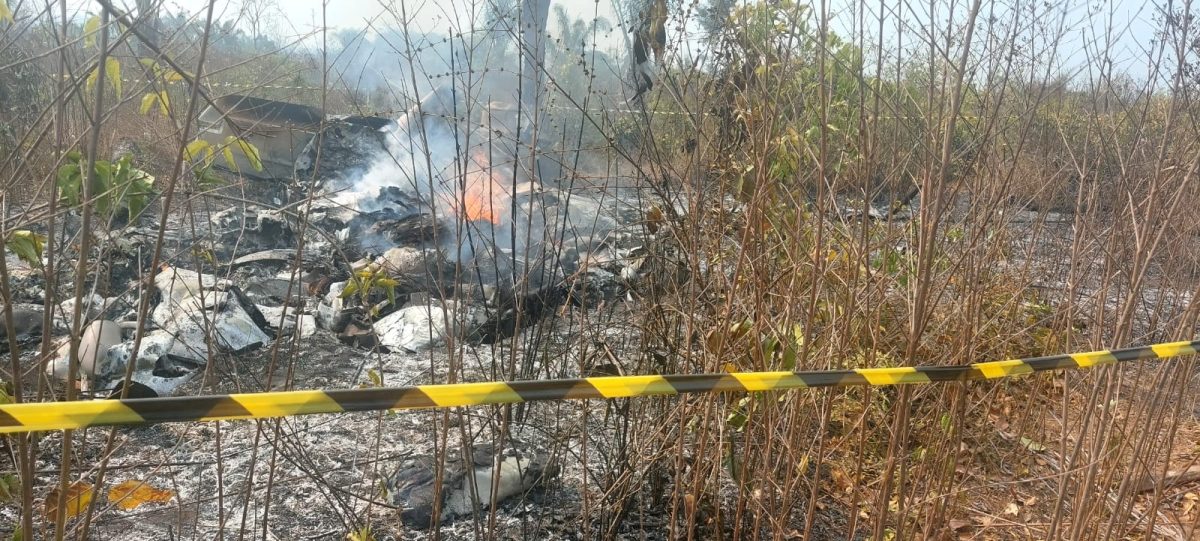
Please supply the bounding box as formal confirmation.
[1,340,1195,434]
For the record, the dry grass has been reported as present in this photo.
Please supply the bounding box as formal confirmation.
[2,0,1200,539]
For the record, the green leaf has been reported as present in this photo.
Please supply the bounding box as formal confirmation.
[0,0,12,24]
[156,91,169,115]
[780,344,797,370]
[105,57,121,97]
[125,173,155,219]
[221,145,237,171]
[85,66,100,93]
[56,162,82,206]
[0,473,18,502]
[5,230,45,267]
[347,526,375,541]
[374,277,398,307]
[726,410,747,430]
[384,283,396,306]
[84,58,121,98]
[340,280,360,299]
[726,396,752,431]
[139,58,164,81]
[139,92,170,117]
[223,136,262,172]
[194,166,225,190]
[139,93,157,115]
[102,155,155,220]
[83,14,101,48]
[235,138,263,172]
[367,369,382,387]
[759,335,778,361]
[183,139,213,165]
[92,160,114,217]
[191,246,216,267]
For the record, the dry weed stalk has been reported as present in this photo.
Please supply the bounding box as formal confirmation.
[1,0,1199,539]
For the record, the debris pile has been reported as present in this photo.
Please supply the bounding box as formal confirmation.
[1,89,662,532]
[388,442,559,528]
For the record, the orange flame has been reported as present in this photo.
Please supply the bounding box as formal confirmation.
[455,152,503,224]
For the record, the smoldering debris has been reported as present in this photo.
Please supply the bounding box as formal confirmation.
[295,115,392,183]
[211,206,297,259]
[388,442,559,528]
[373,300,486,353]
[1,84,662,538]
[0,305,43,346]
[55,293,119,328]
[8,80,648,390]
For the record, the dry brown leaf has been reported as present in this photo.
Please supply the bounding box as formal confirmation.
[1003,501,1020,516]
[43,481,93,523]
[108,480,174,510]
[645,205,664,234]
[833,470,854,493]
[948,518,971,531]
[1183,492,1198,515]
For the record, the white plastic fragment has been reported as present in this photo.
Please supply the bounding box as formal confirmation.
[374,301,486,353]
[374,304,451,352]
[47,319,122,380]
[158,292,270,353]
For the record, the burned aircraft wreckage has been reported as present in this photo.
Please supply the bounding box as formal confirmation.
[1,85,644,528]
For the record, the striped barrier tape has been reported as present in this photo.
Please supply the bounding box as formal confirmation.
[0,340,1195,434]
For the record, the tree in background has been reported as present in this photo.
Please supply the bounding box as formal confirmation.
[548,5,615,100]
[704,0,864,201]
[696,0,734,39]
[236,0,280,53]
[480,0,519,60]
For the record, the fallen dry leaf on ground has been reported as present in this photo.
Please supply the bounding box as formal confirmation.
[108,480,174,510]
[44,481,93,522]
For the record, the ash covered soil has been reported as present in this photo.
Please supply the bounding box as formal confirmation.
[0,82,753,536]
[0,154,726,539]
[7,193,1200,540]
[2,241,695,538]
[20,326,664,540]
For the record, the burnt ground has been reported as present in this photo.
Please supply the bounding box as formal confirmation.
[0,170,734,540]
[6,314,817,541]
[11,327,566,539]
[4,183,1200,539]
